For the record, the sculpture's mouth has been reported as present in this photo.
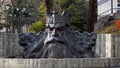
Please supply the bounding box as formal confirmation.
[45,38,68,45]
[47,40,65,45]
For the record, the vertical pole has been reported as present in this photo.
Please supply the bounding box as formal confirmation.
[18,11,21,33]
[45,0,53,14]
[5,6,8,33]
[111,0,113,13]
[105,34,112,57]
[87,0,97,32]
[11,4,14,33]
[18,11,19,33]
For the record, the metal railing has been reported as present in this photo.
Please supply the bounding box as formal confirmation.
[97,8,120,19]
[98,0,110,6]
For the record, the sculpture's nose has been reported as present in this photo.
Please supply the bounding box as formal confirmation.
[52,29,58,37]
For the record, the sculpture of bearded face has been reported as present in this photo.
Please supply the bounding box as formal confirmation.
[18,11,96,58]
[43,23,72,58]
[45,24,67,44]
[44,11,71,45]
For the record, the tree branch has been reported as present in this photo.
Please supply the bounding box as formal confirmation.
[0,0,5,8]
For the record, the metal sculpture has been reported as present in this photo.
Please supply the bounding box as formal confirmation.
[19,11,97,58]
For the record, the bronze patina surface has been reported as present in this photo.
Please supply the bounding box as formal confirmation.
[19,11,97,58]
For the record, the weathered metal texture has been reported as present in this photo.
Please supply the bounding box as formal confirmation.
[19,12,97,58]
[1,33,120,58]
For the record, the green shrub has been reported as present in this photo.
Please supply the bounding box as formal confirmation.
[29,21,45,33]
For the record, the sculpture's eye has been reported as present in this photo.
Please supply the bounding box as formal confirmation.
[49,28,53,31]
[57,27,64,31]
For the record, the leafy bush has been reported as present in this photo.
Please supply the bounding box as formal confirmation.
[55,0,88,32]
[29,21,45,33]
[29,2,46,33]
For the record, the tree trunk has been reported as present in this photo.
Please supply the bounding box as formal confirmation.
[45,0,53,14]
[87,0,97,32]
[0,0,5,8]
[11,0,15,33]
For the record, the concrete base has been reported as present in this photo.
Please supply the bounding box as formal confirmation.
[0,58,120,68]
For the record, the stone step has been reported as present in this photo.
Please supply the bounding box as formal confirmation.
[0,58,119,68]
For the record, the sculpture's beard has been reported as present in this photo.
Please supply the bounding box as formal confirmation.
[43,36,69,58]
[46,42,67,58]
[45,37,68,45]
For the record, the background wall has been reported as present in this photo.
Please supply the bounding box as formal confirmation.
[0,33,120,58]
[0,33,23,58]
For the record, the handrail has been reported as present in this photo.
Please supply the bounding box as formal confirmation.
[98,8,112,16]
[98,0,110,6]
[97,8,120,19]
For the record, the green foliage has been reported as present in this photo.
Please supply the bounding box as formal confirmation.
[0,23,5,29]
[2,0,43,33]
[2,0,88,33]
[29,2,46,33]
[29,21,45,33]
[95,23,120,34]
[39,3,46,23]
[28,0,88,32]
[54,0,88,32]
[68,0,88,31]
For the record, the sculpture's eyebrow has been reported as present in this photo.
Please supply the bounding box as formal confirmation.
[56,26,65,29]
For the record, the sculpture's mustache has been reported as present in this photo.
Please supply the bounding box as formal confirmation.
[45,37,68,45]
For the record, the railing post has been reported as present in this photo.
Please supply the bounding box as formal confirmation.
[111,0,113,13]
